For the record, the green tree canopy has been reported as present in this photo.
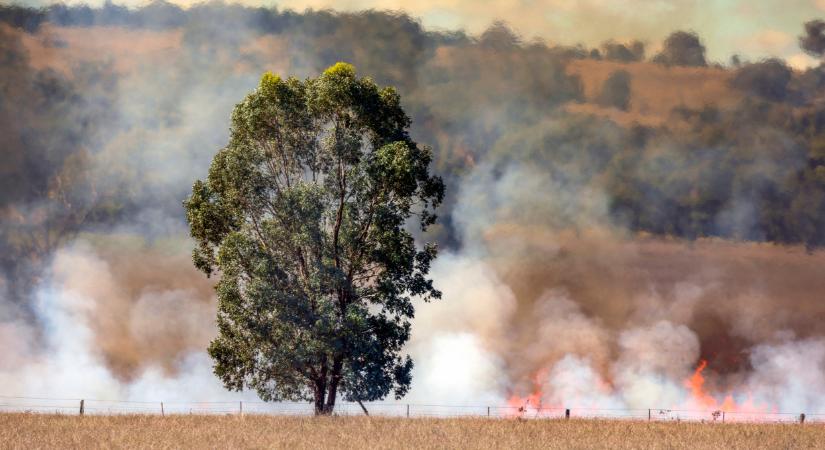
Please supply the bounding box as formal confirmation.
[653,30,707,67]
[184,62,444,415]
[598,70,632,111]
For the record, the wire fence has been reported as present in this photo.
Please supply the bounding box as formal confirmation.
[0,395,822,423]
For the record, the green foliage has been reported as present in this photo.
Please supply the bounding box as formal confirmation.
[605,100,825,245]
[481,95,825,248]
[653,30,707,67]
[730,59,792,102]
[598,70,632,111]
[184,64,444,415]
[600,40,645,62]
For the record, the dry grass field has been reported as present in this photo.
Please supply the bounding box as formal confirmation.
[1,414,823,450]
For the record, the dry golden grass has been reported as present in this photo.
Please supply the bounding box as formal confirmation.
[565,59,741,127]
[1,413,823,449]
[568,59,740,113]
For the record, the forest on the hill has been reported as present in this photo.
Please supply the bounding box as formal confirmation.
[4,1,825,306]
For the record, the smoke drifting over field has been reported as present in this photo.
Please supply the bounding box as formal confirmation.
[2,2,825,412]
[417,163,825,412]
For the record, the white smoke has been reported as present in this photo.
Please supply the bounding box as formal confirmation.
[745,339,825,413]
[400,162,825,416]
[2,138,825,419]
[0,241,245,404]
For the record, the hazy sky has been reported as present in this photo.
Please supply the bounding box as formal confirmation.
[15,0,825,66]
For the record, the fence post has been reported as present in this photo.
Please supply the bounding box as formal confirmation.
[406,404,410,418]
[800,413,806,424]
[79,399,84,416]
[161,402,164,417]
[487,406,490,418]
[240,401,243,416]
[722,411,725,423]
[565,409,570,420]
[648,409,651,421]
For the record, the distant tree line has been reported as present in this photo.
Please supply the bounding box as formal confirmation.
[4,0,825,277]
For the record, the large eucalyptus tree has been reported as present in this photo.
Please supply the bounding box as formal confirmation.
[184,63,444,415]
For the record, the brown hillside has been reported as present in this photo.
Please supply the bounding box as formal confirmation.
[15,25,742,129]
[566,59,742,126]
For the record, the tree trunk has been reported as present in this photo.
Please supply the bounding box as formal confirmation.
[313,387,326,415]
[324,356,343,414]
[313,376,328,416]
[314,389,337,415]
[313,358,343,416]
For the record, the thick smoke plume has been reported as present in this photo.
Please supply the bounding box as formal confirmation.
[417,162,825,412]
[0,234,235,399]
[2,3,825,413]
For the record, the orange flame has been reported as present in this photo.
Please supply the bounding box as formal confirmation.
[685,359,735,410]
[506,359,773,421]
[506,368,547,415]
[684,359,767,417]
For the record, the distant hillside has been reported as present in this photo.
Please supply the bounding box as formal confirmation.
[11,23,777,133]
[567,59,741,127]
[4,3,825,269]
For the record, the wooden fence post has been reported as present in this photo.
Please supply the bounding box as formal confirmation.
[161,402,164,417]
[239,401,243,416]
[648,409,651,421]
[565,409,570,420]
[406,404,409,418]
[487,406,490,417]
[722,411,725,423]
[800,413,806,424]
[79,399,84,416]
